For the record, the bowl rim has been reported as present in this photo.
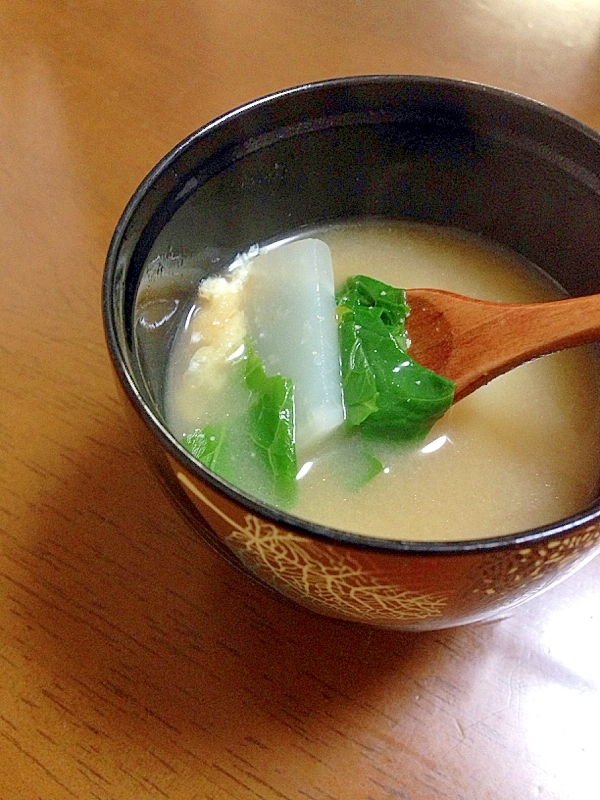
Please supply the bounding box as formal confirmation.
[103,73,600,555]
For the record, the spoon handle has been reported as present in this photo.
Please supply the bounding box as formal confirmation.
[406,289,600,402]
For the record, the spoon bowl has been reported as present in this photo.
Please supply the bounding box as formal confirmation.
[406,289,600,402]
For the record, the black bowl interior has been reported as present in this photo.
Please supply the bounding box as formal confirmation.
[104,75,600,543]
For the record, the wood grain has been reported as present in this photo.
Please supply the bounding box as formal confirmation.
[406,289,600,401]
[1,2,600,799]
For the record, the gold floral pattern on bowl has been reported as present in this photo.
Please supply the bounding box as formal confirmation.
[467,524,600,601]
[165,454,600,630]
[175,467,448,624]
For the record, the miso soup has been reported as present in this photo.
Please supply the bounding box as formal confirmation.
[162,221,600,542]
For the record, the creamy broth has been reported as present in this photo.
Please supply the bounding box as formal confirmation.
[165,221,600,542]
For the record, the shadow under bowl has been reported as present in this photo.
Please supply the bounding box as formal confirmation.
[103,75,600,630]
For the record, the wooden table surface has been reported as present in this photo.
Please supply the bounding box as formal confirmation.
[2,2,600,799]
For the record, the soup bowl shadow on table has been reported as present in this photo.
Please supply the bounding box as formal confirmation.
[103,75,600,631]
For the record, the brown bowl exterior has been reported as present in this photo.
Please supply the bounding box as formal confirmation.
[104,76,600,629]
[120,384,600,630]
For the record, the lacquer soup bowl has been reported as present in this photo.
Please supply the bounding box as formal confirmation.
[103,76,600,630]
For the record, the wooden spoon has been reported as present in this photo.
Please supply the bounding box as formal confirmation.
[405,288,600,403]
